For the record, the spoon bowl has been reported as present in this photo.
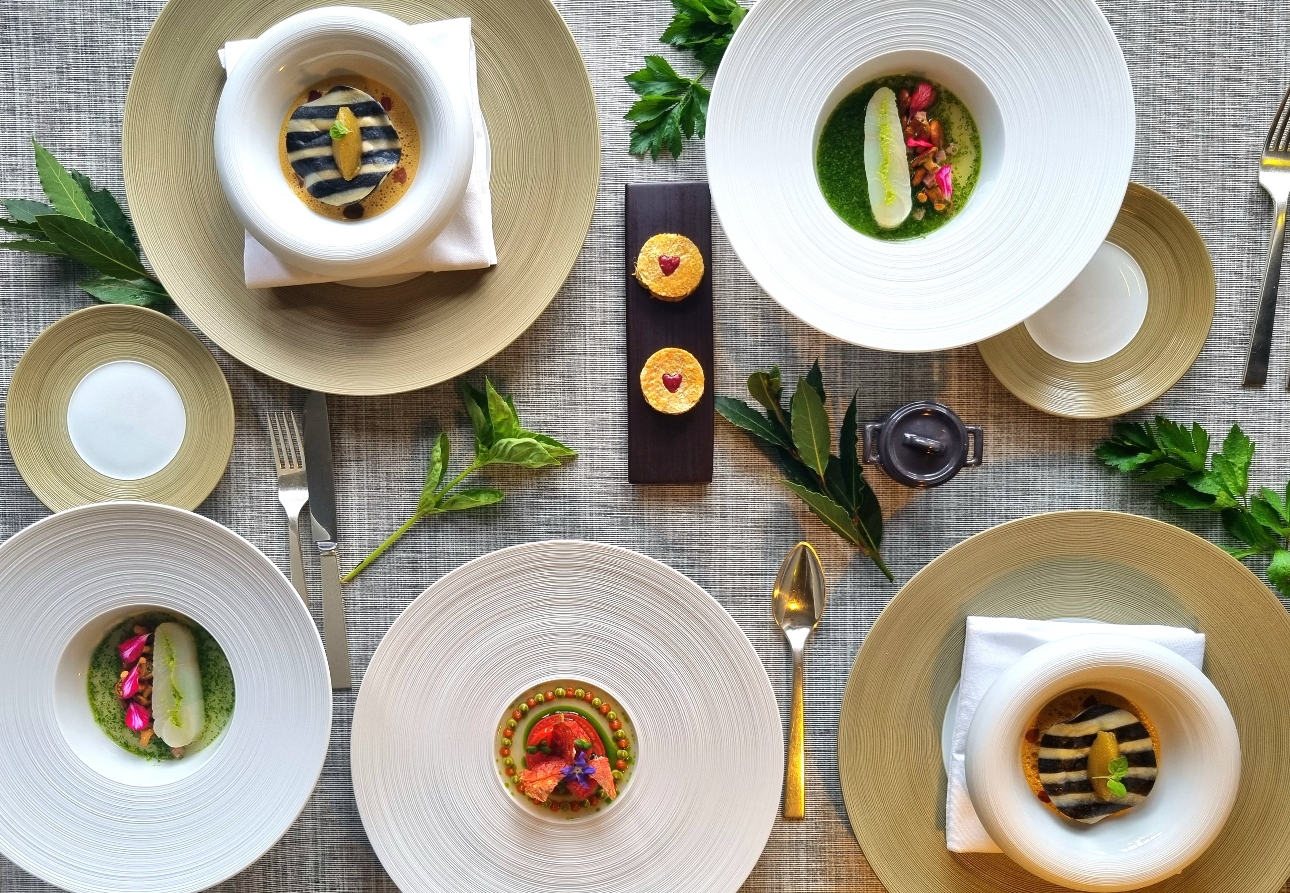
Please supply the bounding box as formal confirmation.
[772,542,826,819]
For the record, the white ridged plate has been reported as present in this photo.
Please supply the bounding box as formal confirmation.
[706,0,1135,352]
[0,502,332,893]
[352,540,781,893]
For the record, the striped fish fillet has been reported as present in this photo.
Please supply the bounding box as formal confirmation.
[1036,702,1157,823]
[285,86,402,206]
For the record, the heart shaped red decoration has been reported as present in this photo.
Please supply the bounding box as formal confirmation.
[658,255,681,276]
[661,373,683,392]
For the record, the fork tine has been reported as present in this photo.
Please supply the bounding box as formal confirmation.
[1269,87,1290,152]
[288,412,306,470]
[266,413,284,471]
[277,412,297,469]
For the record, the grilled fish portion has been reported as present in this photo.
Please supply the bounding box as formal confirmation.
[1037,703,1157,823]
[285,85,401,207]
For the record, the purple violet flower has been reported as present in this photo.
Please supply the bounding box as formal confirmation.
[561,751,597,783]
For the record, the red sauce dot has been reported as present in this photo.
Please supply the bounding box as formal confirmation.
[512,710,522,720]
[527,698,537,707]
[308,89,322,101]
[571,802,582,811]
[392,167,408,184]
[380,95,393,111]
[610,720,622,731]
[549,802,561,811]
[615,759,627,770]
[583,693,594,703]
[1038,790,1051,803]
[599,704,611,715]
[662,373,683,393]
[544,691,555,702]
[500,747,510,757]
[658,254,681,276]
[505,767,515,776]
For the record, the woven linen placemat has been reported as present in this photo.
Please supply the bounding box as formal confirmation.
[1,0,1288,889]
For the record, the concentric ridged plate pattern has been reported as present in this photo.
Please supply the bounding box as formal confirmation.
[838,511,1290,893]
[977,183,1216,418]
[352,540,782,893]
[123,0,599,395]
[706,0,1134,352]
[6,305,235,511]
[0,502,332,893]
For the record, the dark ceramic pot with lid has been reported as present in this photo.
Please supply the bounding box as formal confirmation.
[862,401,983,488]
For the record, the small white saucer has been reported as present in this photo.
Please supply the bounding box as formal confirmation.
[1024,241,1149,363]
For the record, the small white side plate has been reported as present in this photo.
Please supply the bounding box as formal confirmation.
[1024,241,1149,363]
[66,361,187,480]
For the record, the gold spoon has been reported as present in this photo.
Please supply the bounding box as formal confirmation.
[772,541,826,820]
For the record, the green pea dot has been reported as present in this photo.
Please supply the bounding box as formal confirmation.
[555,687,566,697]
[503,757,514,767]
[612,770,624,780]
[561,802,571,811]
[607,711,617,720]
[592,698,602,707]
[616,749,629,760]
[535,693,545,703]
[519,703,529,713]
[575,688,585,698]
[507,719,517,729]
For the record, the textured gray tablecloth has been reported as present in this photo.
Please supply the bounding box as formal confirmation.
[2,0,1289,890]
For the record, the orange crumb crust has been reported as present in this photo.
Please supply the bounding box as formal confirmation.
[640,347,704,414]
[634,233,704,301]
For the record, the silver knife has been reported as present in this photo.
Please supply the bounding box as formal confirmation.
[304,390,351,689]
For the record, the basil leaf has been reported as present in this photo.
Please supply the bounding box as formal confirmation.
[77,275,169,308]
[457,379,494,453]
[790,377,830,477]
[436,488,505,512]
[1268,549,1290,598]
[417,432,450,513]
[486,378,522,439]
[2,198,56,224]
[70,171,138,253]
[32,140,96,223]
[37,215,151,280]
[480,437,561,468]
[1105,778,1127,799]
[522,432,577,459]
[715,396,791,449]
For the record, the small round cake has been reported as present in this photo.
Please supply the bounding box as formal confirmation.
[634,233,705,301]
[640,347,704,414]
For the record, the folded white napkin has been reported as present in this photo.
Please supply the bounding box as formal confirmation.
[945,616,1206,853]
[219,17,496,289]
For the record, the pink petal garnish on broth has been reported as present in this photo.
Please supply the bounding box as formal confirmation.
[124,701,150,732]
[658,255,681,276]
[120,663,141,700]
[906,138,934,149]
[909,83,936,113]
[662,373,683,392]
[936,164,953,199]
[118,634,149,664]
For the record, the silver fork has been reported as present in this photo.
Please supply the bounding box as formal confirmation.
[1243,85,1290,388]
[267,412,310,606]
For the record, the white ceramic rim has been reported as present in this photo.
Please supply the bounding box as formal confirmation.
[965,634,1240,892]
[351,540,782,893]
[214,5,474,277]
[0,502,332,893]
[707,0,1135,352]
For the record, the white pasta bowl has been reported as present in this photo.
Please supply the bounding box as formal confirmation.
[706,0,1134,352]
[214,6,474,279]
[965,634,1240,892]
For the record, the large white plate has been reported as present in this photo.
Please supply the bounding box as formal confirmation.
[707,0,1134,352]
[352,540,782,893]
[0,502,332,893]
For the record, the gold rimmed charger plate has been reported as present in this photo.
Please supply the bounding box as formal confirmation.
[7,305,234,511]
[977,184,1214,418]
[839,511,1290,893]
[122,0,598,396]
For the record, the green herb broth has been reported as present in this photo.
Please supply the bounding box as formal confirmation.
[816,75,982,240]
[87,612,235,760]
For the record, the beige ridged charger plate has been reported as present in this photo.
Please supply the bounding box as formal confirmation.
[838,511,1290,893]
[977,185,1215,418]
[123,0,598,395]
[7,305,234,511]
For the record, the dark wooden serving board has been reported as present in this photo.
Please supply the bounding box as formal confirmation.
[626,182,714,485]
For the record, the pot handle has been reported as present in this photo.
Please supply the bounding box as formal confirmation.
[965,425,984,467]
[862,424,883,464]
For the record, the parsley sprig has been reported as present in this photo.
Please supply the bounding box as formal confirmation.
[1097,416,1290,597]
[1091,755,1130,799]
[343,378,576,581]
[716,361,892,580]
[0,140,169,309]
[625,0,746,160]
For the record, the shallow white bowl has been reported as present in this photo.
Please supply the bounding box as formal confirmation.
[0,502,331,893]
[214,6,474,279]
[965,634,1240,892]
[706,0,1134,352]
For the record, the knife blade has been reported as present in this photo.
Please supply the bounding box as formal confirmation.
[304,390,351,689]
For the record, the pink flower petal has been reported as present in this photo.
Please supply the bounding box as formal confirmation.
[120,663,141,700]
[936,164,953,199]
[118,634,149,664]
[906,138,934,149]
[124,701,150,732]
[909,83,936,113]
